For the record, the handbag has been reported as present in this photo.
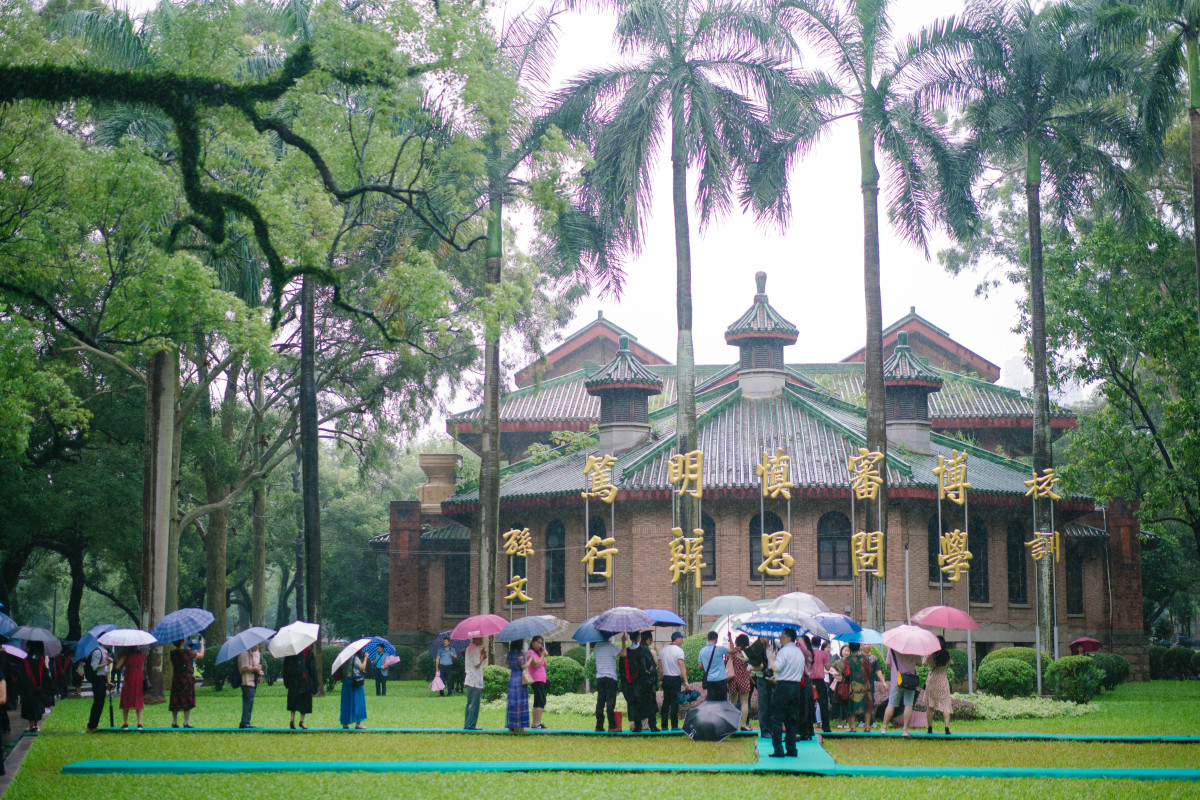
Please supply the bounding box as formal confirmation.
[891,650,919,691]
[521,663,533,686]
[836,679,850,701]
[351,667,365,688]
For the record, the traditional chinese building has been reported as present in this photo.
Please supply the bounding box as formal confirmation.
[380,274,1150,677]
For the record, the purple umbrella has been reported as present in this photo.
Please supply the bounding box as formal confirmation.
[428,631,470,657]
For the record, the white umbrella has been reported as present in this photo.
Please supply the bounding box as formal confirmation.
[330,637,372,675]
[767,591,830,616]
[268,621,320,658]
[532,615,573,641]
[98,629,157,647]
[708,600,772,641]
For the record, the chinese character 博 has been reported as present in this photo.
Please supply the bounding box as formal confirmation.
[933,450,971,506]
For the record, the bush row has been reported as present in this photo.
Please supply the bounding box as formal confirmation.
[1149,645,1200,680]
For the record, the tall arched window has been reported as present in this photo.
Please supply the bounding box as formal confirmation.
[587,515,607,584]
[817,511,852,581]
[444,553,470,615]
[544,520,565,604]
[968,519,989,603]
[1007,520,1028,603]
[701,512,716,582]
[505,521,527,605]
[750,511,785,581]
[1066,540,1084,614]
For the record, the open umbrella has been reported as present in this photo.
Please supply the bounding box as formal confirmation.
[811,612,861,637]
[0,611,17,637]
[767,591,830,616]
[268,621,320,658]
[570,617,613,644]
[697,595,759,617]
[13,626,61,657]
[533,615,573,641]
[881,624,941,656]
[839,627,883,645]
[2,643,27,659]
[594,606,656,634]
[643,608,687,627]
[737,610,827,639]
[911,605,979,630]
[330,638,372,675]
[74,624,117,661]
[450,614,508,640]
[365,636,397,657]
[428,631,470,657]
[98,629,157,648]
[150,608,214,643]
[1069,637,1102,654]
[215,627,276,664]
[497,615,559,643]
[708,601,773,641]
[682,700,743,742]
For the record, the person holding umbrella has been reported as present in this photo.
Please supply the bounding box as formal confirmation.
[526,635,549,730]
[169,636,204,728]
[18,641,48,732]
[340,649,368,729]
[924,635,953,736]
[658,632,687,732]
[462,637,487,731]
[372,642,390,697]
[504,640,529,733]
[237,643,265,729]
[283,645,318,730]
[115,646,145,731]
[85,644,112,733]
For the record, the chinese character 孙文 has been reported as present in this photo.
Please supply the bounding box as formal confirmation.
[501,527,534,557]
[505,576,531,603]
[582,454,619,504]
[581,534,618,579]
[1024,468,1062,501]
[667,450,704,499]
[850,531,885,578]
[933,450,971,506]
[757,530,794,577]
[668,527,706,588]
[938,530,972,582]
[847,448,884,501]
[757,448,793,500]
[1025,530,1061,562]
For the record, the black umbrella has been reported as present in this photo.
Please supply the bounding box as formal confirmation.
[682,701,744,742]
[428,631,470,657]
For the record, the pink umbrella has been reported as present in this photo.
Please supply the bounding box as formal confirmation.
[1069,637,1102,654]
[450,614,508,639]
[881,624,942,656]
[910,605,979,630]
[2,643,27,659]
[381,654,401,668]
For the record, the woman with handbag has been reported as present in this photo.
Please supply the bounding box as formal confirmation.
[114,646,145,731]
[842,643,872,732]
[879,646,919,736]
[339,651,368,729]
[828,644,851,728]
[525,636,550,730]
[505,640,530,733]
[923,636,953,736]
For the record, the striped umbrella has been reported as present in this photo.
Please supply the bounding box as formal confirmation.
[0,611,17,637]
[150,608,214,643]
[594,606,656,634]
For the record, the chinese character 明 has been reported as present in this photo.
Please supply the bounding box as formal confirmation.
[757,448,793,500]
[757,530,794,577]
[667,449,704,499]
[1025,530,1061,562]
[582,454,619,504]
[501,527,534,557]
[1023,468,1062,501]
[847,448,884,501]
[505,575,531,603]
[581,534,619,579]
[850,531,885,578]
[668,527,706,588]
[938,530,972,583]
[932,450,971,506]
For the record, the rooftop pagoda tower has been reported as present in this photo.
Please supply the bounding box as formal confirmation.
[725,271,799,398]
[584,335,664,455]
[883,330,943,454]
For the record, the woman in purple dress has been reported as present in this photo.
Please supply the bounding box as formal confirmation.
[505,640,529,732]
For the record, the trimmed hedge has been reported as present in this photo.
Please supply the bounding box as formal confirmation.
[948,649,968,685]
[1165,645,1195,679]
[416,651,436,682]
[1148,645,1169,679]
[545,655,584,695]
[482,665,509,702]
[1046,655,1104,704]
[1192,650,1200,679]
[980,647,1051,679]
[563,646,587,666]
[680,633,708,684]
[394,645,415,678]
[977,657,1036,699]
[1090,653,1130,691]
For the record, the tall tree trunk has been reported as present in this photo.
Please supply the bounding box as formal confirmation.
[859,120,887,631]
[142,348,177,701]
[1187,37,1200,344]
[478,180,503,619]
[0,544,32,614]
[251,372,267,627]
[274,560,293,629]
[300,274,323,693]
[670,99,699,626]
[1026,138,1053,658]
[203,506,229,640]
[293,443,304,620]
[165,378,183,616]
[65,546,84,641]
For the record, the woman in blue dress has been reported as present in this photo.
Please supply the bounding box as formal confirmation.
[505,640,529,732]
[340,651,368,729]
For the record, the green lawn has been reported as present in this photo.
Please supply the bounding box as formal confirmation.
[825,739,1200,769]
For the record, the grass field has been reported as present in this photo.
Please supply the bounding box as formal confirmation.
[7,680,1199,800]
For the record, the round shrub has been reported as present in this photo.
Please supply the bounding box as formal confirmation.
[584,654,596,684]
[1166,645,1195,679]
[680,633,708,684]
[948,649,968,685]
[980,647,1051,679]
[260,650,281,687]
[1090,653,1131,691]
[544,655,584,695]
[416,650,436,682]
[1148,645,1169,679]
[563,646,587,666]
[1046,655,1104,704]
[393,645,415,677]
[482,665,509,702]
[1191,650,1200,679]
[977,657,1037,699]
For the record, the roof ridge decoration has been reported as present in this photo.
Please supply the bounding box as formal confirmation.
[584,335,665,394]
[724,272,799,343]
[619,385,745,479]
[883,331,944,386]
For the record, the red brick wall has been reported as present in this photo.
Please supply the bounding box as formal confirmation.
[387,501,427,646]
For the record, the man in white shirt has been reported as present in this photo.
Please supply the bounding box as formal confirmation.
[658,632,687,731]
[85,645,112,733]
[463,637,487,730]
[768,628,806,758]
[592,638,620,732]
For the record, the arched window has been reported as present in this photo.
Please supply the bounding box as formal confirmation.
[505,521,527,605]
[444,553,470,615]
[1007,521,1028,603]
[544,520,565,604]
[1066,540,1084,614]
[701,512,716,582]
[969,519,989,604]
[750,511,785,581]
[928,516,949,583]
[817,511,852,581]
[587,515,607,584]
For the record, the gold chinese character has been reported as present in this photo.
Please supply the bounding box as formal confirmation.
[1025,530,1061,562]
[757,448,793,500]
[1023,469,1062,501]
[932,450,971,506]
[505,575,531,603]
[667,449,704,499]
[850,531,885,578]
[501,527,534,557]
[938,530,972,583]
[847,448,884,501]
[668,527,706,588]
[581,534,619,579]
[757,530,794,577]
[582,454,619,504]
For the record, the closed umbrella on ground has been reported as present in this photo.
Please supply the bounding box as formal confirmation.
[268,621,320,658]
[682,700,743,742]
[215,627,276,664]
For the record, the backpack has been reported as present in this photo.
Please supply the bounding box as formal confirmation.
[229,660,242,688]
[82,655,98,685]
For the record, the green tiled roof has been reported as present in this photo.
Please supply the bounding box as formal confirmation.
[724,272,799,343]
[883,331,943,385]
[584,335,664,394]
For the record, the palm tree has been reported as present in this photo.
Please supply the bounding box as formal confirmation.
[549,0,793,624]
[752,0,978,630]
[943,0,1140,655]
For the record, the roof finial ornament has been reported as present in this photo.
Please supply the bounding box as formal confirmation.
[755,271,767,295]
[896,331,909,348]
[618,335,629,351]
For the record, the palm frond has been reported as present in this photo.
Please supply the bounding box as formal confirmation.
[501,0,566,89]
[54,8,150,71]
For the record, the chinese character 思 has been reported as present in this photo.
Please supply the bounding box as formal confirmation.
[668,450,704,499]
[501,527,534,558]
[933,450,971,506]
[757,448,793,500]
[847,448,884,501]
[668,527,706,588]
[582,454,619,504]
[757,530,794,577]
[1024,468,1062,501]
[581,534,618,579]
[850,531,885,578]
[938,530,972,583]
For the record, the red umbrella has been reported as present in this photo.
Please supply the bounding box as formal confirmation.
[450,614,508,639]
[1069,637,1102,654]
[911,605,980,630]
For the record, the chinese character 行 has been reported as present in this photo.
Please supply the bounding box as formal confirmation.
[850,531,885,578]
[757,530,794,577]
[501,527,534,557]
[1023,469,1062,501]
[938,530,972,583]
[581,534,619,579]
[668,527,706,588]
[933,450,971,506]
[667,450,704,499]
[847,448,884,501]
[757,448,793,500]
[582,454,619,504]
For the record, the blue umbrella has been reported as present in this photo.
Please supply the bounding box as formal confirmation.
[74,624,117,661]
[594,606,656,634]
[496,615,558,643]
[151,608,214,643]
[737,610,827,639]
[570,617,614,644]
[839,627,883,645]
[365,636,397,657]
[811,612,862,637]
[215,627,276,664]
[0,611,17,638]
[643,608,687,627]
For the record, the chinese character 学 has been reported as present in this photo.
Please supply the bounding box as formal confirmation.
[501,527,534,557]
[581,534,619,579]
[668,527,706,588]
[938,530,972,583]
[757,448,793,500]
[582,454,619,504]
[505,575,531,603]
[850,531,885,578]
[667,450,704,499]
[1025,530,1061,562]
[1023,468,1062,501]
[932,450,971,506]
[847,448,884,501]
[757,530,794,577]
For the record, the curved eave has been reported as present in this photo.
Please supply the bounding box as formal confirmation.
[584,381,663,394]
[724,330,799,344]
[934,417,1078,429]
